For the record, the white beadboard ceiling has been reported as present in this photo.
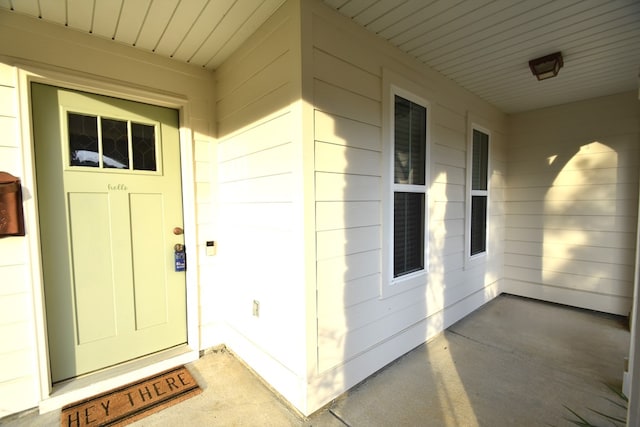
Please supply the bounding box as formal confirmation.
[1,0,639,113]
[0,0,287,70]
[325,0,640,113]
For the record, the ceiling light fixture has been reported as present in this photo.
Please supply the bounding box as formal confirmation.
[529,52,563,81]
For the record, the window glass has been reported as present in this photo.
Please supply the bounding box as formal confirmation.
[394,96,426,185]
[393,94,427,278]
[101,118,129,169]
[68,113,99,167]
[470,128,489,257]
[394,192,425,277]
[132,123,157,171]
[67,113,158,173]
[472,130,488,190]
[471,195,487,255]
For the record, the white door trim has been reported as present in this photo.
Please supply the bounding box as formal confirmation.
[16,63,201,412]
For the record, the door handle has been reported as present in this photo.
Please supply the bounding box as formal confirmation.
[173,227,184,235]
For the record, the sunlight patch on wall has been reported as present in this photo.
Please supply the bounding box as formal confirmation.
[543,140,618,291]
[428,171,448,295]
[578,141,611,154]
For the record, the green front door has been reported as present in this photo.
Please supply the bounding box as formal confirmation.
[32,83,187,383]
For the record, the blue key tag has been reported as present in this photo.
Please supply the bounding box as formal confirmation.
[174,243,186,272]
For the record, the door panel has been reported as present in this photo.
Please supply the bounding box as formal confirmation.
[32,83,187,383]
[130,193,169,330]
[68,192,117,344]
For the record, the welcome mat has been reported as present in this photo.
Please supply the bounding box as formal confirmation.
[60,366,201,427]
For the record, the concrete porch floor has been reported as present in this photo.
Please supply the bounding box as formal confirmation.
[3,294,630,426]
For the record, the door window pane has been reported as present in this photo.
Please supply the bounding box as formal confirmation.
[68,113,99,167]
[101,118,129,169]
[394,192,425,277]
[132,123,157,171]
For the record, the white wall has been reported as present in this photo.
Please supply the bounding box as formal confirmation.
[210,0,509,414]
[306,0,507,411]
[4,0,635,420]
[505,92,640,315]
[213,0,310,411]
[0,10,214,417]
[0,61,40,418]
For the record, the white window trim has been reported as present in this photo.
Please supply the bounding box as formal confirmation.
[381,69,431,299]
[465,121,491,269]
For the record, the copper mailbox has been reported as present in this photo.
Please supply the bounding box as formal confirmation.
[0,172,25,237]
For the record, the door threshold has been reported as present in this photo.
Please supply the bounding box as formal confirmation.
[39,345,198,414]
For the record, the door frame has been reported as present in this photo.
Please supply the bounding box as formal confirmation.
[17,63,200,412]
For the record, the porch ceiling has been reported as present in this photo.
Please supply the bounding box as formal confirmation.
[1,0,638,113]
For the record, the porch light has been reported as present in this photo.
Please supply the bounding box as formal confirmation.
[529,52,563,81]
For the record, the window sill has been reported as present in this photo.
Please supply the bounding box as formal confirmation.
[380,270,427,299]
[464,251,487,270]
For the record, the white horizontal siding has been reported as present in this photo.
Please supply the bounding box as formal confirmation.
[219,142,293,181]
[318,250,381,286]
[431,201,464,221]
[508,150,640,175]
[0,63,39,417]
[316,201,380,232]
[317,226,380,260]
[432,123,466,151]
[317,260,497,372]
[214,2,309,402]
[314,80,381,127]
[506,227,637,249]
[313,48,381,102]
[316,142,381,176]
[312,40,385,373]
[316,173,381,201]
[217,118,301,371]
[0,283,36,414]
[507,241,635,266]
[507,183,638,202]
[311,6,507,378]
[507,214,637,233]
[215,10,294,137]
[431,183,465,203]
[505,253,634,283]
[505,265,632,295]
[216,52,292,122]
[505,199,638,216]
[505,91,640,315]
[432,143,466,168]
[0,116,17,148]
[508,167,639,187]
